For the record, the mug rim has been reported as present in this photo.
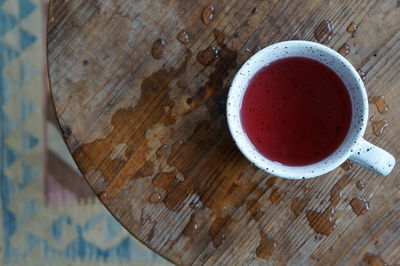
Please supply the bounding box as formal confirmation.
[226,40,368,179]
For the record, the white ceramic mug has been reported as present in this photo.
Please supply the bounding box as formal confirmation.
[227,40,395,179]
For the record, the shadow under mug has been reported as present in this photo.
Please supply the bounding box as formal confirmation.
[227,40,395,179]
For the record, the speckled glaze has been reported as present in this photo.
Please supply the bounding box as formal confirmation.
[227,41,395,179]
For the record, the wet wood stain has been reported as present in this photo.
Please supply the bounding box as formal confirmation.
[291,198,309,217]
[213,29,225,46]
[330,174,351,207]
[369,96,389,114]
[202,5,215,25]
[371,119,389,137]
[151,38,166,59]
[306,205,336,235]
[350,197,370,216]
[183,213,200,236]
[152,170,181,210]
[246,199,265,221]
[362,252,388,266]
[314,20,333,43]
[256,232,277,259]
[269,188,282,203]
[209,216,229,248]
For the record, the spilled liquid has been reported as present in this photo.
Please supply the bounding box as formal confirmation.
[213,233,226,248]
[269,188,281,203]
[152,171,182,210]
[246,199,265,221]
[371,119,388,137]
[362,252,388,266]
[306,205,336,235]
[148,192,162,203]
[369,96,389,114]
[340,160,353,171]
[213,29,225,46]
[291,198,309,216]
[356,178,366,190]
[183,213,200,236]
[330,174,351,207]
[151,38,166,59]
[197,46,219,65]
[358,69,367,81]
[202,5,215,25]
[256,232,277,259]
[338,43,350,56]
[209,216,229,248]
[314,20,333,43]
[350,197,370,216]
[347,22,358,35]
[177,30,190,44]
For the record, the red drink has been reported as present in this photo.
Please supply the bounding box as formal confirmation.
[240,57,352,166]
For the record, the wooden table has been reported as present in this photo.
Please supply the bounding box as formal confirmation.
[47,0,400,264]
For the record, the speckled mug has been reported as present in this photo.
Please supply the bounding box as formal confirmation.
[227,40,395,179]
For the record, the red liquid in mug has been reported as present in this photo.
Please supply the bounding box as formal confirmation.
[240,57,352,166]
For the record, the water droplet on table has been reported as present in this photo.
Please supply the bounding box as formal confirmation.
[269,188,281,203]
[350,197,370,216]
[356,178,366,190]
[202,5,215,25]
[189,201,202,210]
[338,43,350,56]
[177,30,190,44]
[357,69,367,81]
[362,252,388,266]
[369,96,389,114]
[314,20,333,43]
[291,198,308,216]
[340,160,353,171]
[246,200,265,221]
[197,46,219,65]
[347,22,358,36]
[148,192,162,203]
[256,232,277,259]
[306,205,336,235]
[251,6,259,14]
[183,214,200,236]
[371,119,388,137]
[151,38,166,59]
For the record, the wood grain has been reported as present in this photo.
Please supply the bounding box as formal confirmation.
[47,0,400,265]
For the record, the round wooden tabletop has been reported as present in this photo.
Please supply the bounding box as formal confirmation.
[47,0,400,265]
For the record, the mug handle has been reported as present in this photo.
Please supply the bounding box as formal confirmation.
[349,138,395,176]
